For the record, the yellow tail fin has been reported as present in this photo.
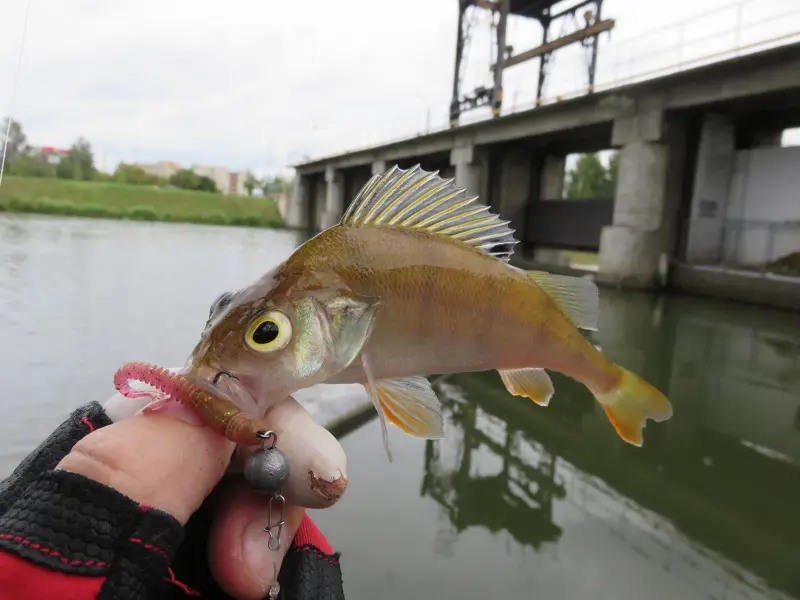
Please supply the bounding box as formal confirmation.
[594,367,672,446]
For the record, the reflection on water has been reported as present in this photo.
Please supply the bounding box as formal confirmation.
[316,291,800,600]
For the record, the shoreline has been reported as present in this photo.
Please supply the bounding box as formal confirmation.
[0,202,286,229]
[0,175,286,229]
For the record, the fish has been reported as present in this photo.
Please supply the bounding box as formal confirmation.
[186,164,673,460]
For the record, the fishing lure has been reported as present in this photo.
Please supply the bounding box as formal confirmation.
[112,360,348,510]
[113,361,269,446]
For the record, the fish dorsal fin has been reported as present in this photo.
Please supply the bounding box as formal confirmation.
[340,164,519,262]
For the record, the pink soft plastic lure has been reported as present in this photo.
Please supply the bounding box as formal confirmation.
[113,361,268,446]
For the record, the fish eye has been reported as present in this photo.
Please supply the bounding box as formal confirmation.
[245,310,292,353]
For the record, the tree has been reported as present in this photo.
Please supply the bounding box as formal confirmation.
[8,154,54,177]
[7,153,55,178]
[56,137,96,180]
[565,152,617,199]
[113,163,166,186]
[195,175,218,193]
[244,171,260,196]
[170,168,201,190]
[169,169,218,193]
[0,117,28,166]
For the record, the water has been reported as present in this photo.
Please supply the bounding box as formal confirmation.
[0,213,306,467]
[2,214,799,600]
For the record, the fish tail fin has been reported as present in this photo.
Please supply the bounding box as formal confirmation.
[593,366,672,447]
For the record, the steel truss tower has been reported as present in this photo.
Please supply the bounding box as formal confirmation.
[449,0,614,127]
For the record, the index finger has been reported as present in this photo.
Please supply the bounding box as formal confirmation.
[56,405,236,524]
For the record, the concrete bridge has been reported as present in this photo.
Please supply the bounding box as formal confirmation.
[287,42,800,307]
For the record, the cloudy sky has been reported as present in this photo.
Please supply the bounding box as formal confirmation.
[1,0,797,177]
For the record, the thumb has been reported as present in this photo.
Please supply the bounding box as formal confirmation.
[56,407,235,524]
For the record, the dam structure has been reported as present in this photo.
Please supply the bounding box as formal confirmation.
[286,1,800,309]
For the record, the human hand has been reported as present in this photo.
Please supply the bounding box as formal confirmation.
[55,389,348,600]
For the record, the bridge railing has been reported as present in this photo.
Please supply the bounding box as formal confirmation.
[291,0,800,165]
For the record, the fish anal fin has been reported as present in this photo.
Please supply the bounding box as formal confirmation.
[340,164,518,262]
[499,368,554,407]
[525,270,599,331]
[594,366,673,447]
[375,376,445,439]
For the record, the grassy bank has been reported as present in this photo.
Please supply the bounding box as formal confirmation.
[0,176,284,228]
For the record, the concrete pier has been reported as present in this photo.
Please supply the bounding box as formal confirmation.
[597,108,686,288]
[287,43,800,309]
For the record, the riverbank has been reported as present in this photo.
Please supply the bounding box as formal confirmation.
[0,176,284,228]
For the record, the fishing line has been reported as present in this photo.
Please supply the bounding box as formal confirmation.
[0,0,33,190]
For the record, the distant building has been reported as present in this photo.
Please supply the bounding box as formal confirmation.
[190,164,247,195]
[133,160,246,194]
[134,161,182,181]
[31,146,71,165]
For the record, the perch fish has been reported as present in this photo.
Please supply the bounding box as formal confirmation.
[185,165,673,459]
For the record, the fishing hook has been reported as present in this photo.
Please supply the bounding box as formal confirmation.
[212,369,239,385]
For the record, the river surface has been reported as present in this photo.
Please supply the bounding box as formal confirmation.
[1,214,799,600]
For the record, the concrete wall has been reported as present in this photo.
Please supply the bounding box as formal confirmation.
[685,118,800,266]
[684,114,736,263]
[725,146,800,265]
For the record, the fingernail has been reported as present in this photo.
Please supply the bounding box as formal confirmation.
[242,513,282,594]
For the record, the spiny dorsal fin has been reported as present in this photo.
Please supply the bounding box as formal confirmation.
[525,270,600,331]
[340,164,519,262]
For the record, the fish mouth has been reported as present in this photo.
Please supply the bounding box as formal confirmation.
[183,363,262,417]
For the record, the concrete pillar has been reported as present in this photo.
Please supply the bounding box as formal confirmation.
[285,174,309,228]
[598,108,686,289]
[313,176,327,230]
[684,114,736,263]
[320,165,345,229]
[540,154,566,200]
[371,159,386,175]
[449,144,485,198]
[496,146,533,236]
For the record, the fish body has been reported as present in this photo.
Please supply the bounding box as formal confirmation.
[188,165,672,459]
[297,225,608,388]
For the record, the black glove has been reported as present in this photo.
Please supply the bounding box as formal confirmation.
[0,401,345,600]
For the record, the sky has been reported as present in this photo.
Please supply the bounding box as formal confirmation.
[1,0,798,178]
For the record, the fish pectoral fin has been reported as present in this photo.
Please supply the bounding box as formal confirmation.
[361,353,393,462]
[340,164,518,262]
[523,270,599,331]
[594,366,673,447]
[375,376,445,439]
[498,368,554,407]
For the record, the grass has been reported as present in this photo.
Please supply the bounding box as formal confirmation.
[564,250,599,267]
[0,176,285,228]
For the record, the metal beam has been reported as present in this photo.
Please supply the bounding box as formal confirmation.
[496,18,615,69]
[473,0,500,10]
[492,0,510,117]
